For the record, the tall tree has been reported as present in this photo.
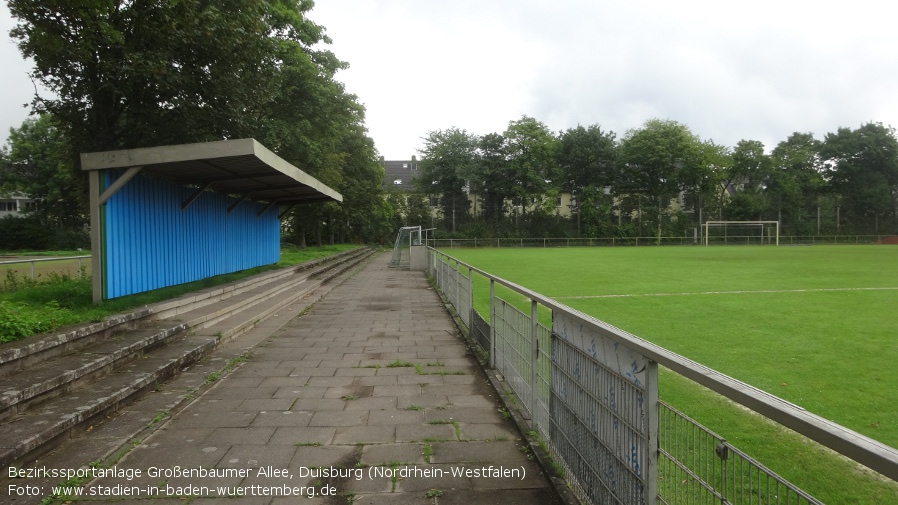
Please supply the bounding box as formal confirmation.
[9,0,385,245]
[769,133,823,230]
[330,124,389,244]
[0,114,84,228]
[502,116,559,216]
[618,119,704,238]
[725,139,772,220]
[699,140,732,222]
[820,123,898,232]
[556,124,617,235]
[10,0,298,150]
[416,128,478,232]
[473,132,513,223]
[557,124,617,191]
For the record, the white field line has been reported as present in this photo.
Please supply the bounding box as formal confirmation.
[554,286,898,300]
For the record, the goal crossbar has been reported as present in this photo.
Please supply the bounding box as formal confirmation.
[704,221,780,246]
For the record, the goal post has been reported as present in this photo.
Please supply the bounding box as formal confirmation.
[389,226,423,268]
[704,221,780,246]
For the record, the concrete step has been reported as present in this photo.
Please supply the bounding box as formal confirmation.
[0,247,375,467]
[0,322,188,422]
[0,248,367,379]
[0,336,217,466]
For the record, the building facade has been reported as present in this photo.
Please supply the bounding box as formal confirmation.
[0,192,36,218]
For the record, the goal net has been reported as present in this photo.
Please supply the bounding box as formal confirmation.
[704,221,780,246]
[389,226,422,268]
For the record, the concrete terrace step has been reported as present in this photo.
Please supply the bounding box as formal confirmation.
[0,247,367,378]
[0,336,217,465]
[0,309,153,379]
[0,322,187,421]
[149,247,366,321]
[171,247,372,332]
[0,247,375,468]
[198,253,372,342]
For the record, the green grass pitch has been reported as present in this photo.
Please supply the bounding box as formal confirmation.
[442,244,898,504]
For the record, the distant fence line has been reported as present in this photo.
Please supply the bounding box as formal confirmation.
[428,235,891,249]
[0,255,91,280]
[425,246,897,505]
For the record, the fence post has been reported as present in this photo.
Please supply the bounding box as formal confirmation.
[468,267,474,330]
[454,261,460,309]
[646,360,660,504]
[489,279,497,369]
[530,299,538,420]
[31,261,36,280]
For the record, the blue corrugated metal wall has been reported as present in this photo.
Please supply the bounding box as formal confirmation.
[103,171,280,299]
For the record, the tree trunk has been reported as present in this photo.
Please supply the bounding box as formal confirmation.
[328,216,335,245]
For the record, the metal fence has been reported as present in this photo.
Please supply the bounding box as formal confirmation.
[0,255,91,281]
[428,235,891,249]
[425,247,897,505]
[658,402,820,505]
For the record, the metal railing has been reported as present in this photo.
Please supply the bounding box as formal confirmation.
[0,255,91,280]
[425,246,898,504]
[427,235,890,249]
[658,402,820,504]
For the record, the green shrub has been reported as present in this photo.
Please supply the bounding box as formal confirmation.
[0,300,71,343]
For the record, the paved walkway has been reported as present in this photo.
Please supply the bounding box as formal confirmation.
[77,254,562,504]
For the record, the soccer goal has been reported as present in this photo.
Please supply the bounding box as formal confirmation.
[389,226,423,268]
[704,221,780,246]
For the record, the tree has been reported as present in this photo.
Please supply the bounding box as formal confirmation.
[769,133,823,231]
[0,114,85,230]
[473,132,514,223]
[618,119,704,238]
[502,116,559,217]
[699,140,731,223]
[557,124,617,191]
[556,124,617,235]
[8,0,333,152]
[416,128,478,232]
[330,125,389,244]
[820,123,898,232]
[9,0,386,245]
[725,140,772,220]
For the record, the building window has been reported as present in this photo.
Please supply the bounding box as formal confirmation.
[0,201,17,212]
[556,196,563,208]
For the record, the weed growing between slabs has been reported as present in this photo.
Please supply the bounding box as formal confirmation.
[446,245,898,505]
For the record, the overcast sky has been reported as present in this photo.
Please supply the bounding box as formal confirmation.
[3,1,897,160]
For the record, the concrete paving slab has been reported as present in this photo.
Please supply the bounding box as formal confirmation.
[332,425,397,444]
[6,255,564,504]
[361,443,427,466]
[249,410,313,428]
[269,426,335,446]
[396,424,457,443]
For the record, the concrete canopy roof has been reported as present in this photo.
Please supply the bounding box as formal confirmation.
[80,138,342,205]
